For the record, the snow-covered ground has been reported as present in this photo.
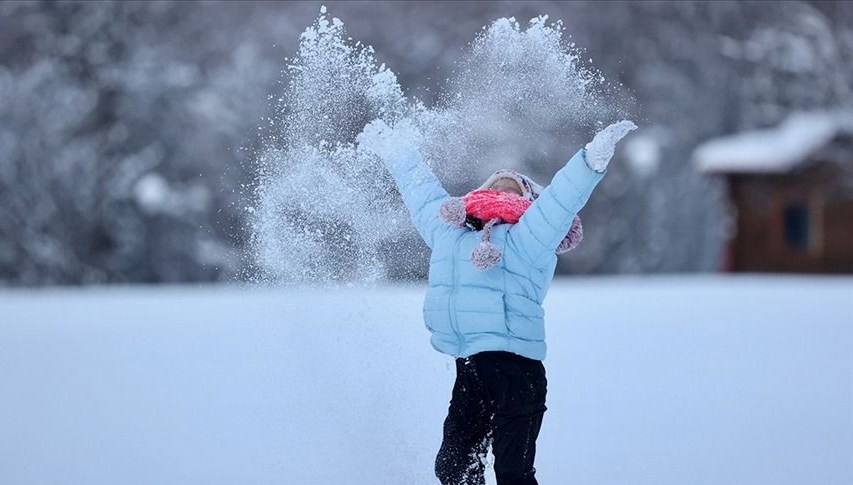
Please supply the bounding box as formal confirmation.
[1,276,851,485]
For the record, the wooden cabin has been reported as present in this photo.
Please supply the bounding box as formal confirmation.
[694,111,853,273]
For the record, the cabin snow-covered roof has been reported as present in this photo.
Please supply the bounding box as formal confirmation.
[693,111,853,174]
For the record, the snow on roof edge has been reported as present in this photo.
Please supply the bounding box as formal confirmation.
[693,110,853,174]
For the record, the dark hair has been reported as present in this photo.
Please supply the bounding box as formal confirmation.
[465,215,484,231]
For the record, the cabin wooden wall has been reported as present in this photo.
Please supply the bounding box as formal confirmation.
[728,162,853,273]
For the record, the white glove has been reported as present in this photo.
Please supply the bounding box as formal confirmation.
[357,118,422,161]
[584,120,637,173]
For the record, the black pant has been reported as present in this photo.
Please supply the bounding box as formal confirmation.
[435,351,547,485]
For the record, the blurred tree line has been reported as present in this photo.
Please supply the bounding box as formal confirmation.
[0,1,851,285]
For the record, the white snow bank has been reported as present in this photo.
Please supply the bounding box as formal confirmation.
[0,276,851,485]
[693,111,853,173]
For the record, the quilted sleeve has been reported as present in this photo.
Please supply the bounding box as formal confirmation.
[507,149,605,268]
[383,145,452,249]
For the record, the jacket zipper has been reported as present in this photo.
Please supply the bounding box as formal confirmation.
[449,233,464,356]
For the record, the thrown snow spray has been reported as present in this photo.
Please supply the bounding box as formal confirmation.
[420,16,621,181]
[248,10,414,284]
[248,9,627,285]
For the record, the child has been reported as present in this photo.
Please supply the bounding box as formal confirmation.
[358,119,636,485]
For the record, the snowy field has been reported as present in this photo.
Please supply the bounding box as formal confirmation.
[1,276,851,485]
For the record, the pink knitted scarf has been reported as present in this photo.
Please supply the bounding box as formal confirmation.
[462,189,531,224]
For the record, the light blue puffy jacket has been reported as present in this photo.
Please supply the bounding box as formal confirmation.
[384,146,605,361]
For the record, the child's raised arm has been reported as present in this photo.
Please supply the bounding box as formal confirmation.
[357,119,452,249]
[508,121,636,268]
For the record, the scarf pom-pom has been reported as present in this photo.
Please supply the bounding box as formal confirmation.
[440,197,467,226]
[556,216,583,254]
[471,241,502,271]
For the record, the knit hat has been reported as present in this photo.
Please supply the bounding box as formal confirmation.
[478,169,543,201]
[439,169,583,271]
